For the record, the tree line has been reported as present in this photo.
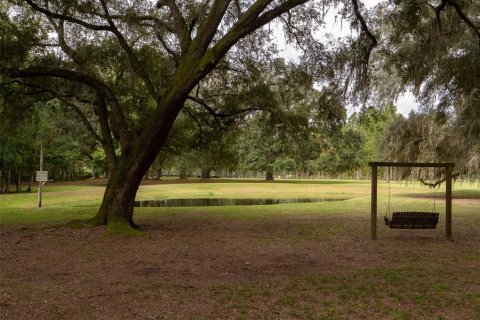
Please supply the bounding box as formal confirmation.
[2,57,399,189]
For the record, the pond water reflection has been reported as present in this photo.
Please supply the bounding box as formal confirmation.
[134,198,348,207]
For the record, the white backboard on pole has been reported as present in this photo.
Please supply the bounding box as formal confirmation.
[36,171,48,182]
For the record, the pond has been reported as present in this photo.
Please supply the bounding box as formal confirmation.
[134,197,348,207]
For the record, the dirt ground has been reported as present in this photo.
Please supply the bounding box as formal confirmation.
[1,210,479,320]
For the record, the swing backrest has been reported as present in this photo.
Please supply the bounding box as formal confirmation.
[385,211,439,229]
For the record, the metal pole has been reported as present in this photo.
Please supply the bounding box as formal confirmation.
[38,141,43,208]
[446,166,452,240]
[371,165,378,240]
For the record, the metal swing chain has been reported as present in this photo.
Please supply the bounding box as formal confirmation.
[386,166,391,218]
[432,170,437,213]
[429,167,437,213]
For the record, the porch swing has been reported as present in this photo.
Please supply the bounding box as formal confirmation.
[383,167,439,229]
[369,161,454,240]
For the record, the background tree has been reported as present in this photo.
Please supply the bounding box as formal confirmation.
[0,98,95,192]
[235,59,344,180]
[368,0,480,180]
[347,105,398,178]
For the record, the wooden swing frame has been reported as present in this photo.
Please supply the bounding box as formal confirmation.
[369,162,455,240]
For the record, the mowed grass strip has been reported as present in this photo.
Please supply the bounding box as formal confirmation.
[2,179,476,224]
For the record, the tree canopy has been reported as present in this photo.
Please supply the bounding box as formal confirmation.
[368,0,480,177]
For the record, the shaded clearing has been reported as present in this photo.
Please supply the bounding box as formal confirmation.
[1,211,479,319]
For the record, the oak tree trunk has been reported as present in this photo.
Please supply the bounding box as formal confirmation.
[179,167,187,179]
[92,95,187,230]
[6,170,10,193]
[265,170,274,181]
[201,167,211,179]
[92,157,143,228]
[27,171,33,192]
[15,168,20,193]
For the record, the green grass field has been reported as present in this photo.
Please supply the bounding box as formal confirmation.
[1,178,478,227]
[1,179,479,319]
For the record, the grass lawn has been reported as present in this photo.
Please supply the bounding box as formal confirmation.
[0,179,479,319]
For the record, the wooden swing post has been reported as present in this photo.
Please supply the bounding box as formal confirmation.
[371,165,377,240]
[446,166,453,240]
[369,162,455,240]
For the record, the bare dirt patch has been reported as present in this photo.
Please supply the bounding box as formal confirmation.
[1,213,479,319]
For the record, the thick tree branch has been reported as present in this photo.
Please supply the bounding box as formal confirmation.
[419,172,461,188]
[27,0,159,100]
[12,80,103,144]
[279,13,307,52]
[250,0,307,29]
[187,95,261,118]
[4,80,115,162]
[95,13,176,34]
[59,98,104,145]
[191,0,232,57]
[162,0,192,52]
[445,0,480,46]
[420,1,436,11]
[99,0,158,99]
[233,0,242,18]
[47,17,88,66]
[35,43,61,47]
[350,0,378,101]
[186,96,222,126]
[0,66,110,101]
[182,106,206,144]
[0,65,130,145]
[198,0,308,75]
[93,92,119,170]
[25,0,112,31]
[155,31,179,61]
[434,0,447,34]
[351,0,378,48]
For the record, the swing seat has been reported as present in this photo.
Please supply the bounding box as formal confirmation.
[384,211,439,229]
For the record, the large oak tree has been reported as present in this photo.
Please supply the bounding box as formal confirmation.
[1,0,380,230]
